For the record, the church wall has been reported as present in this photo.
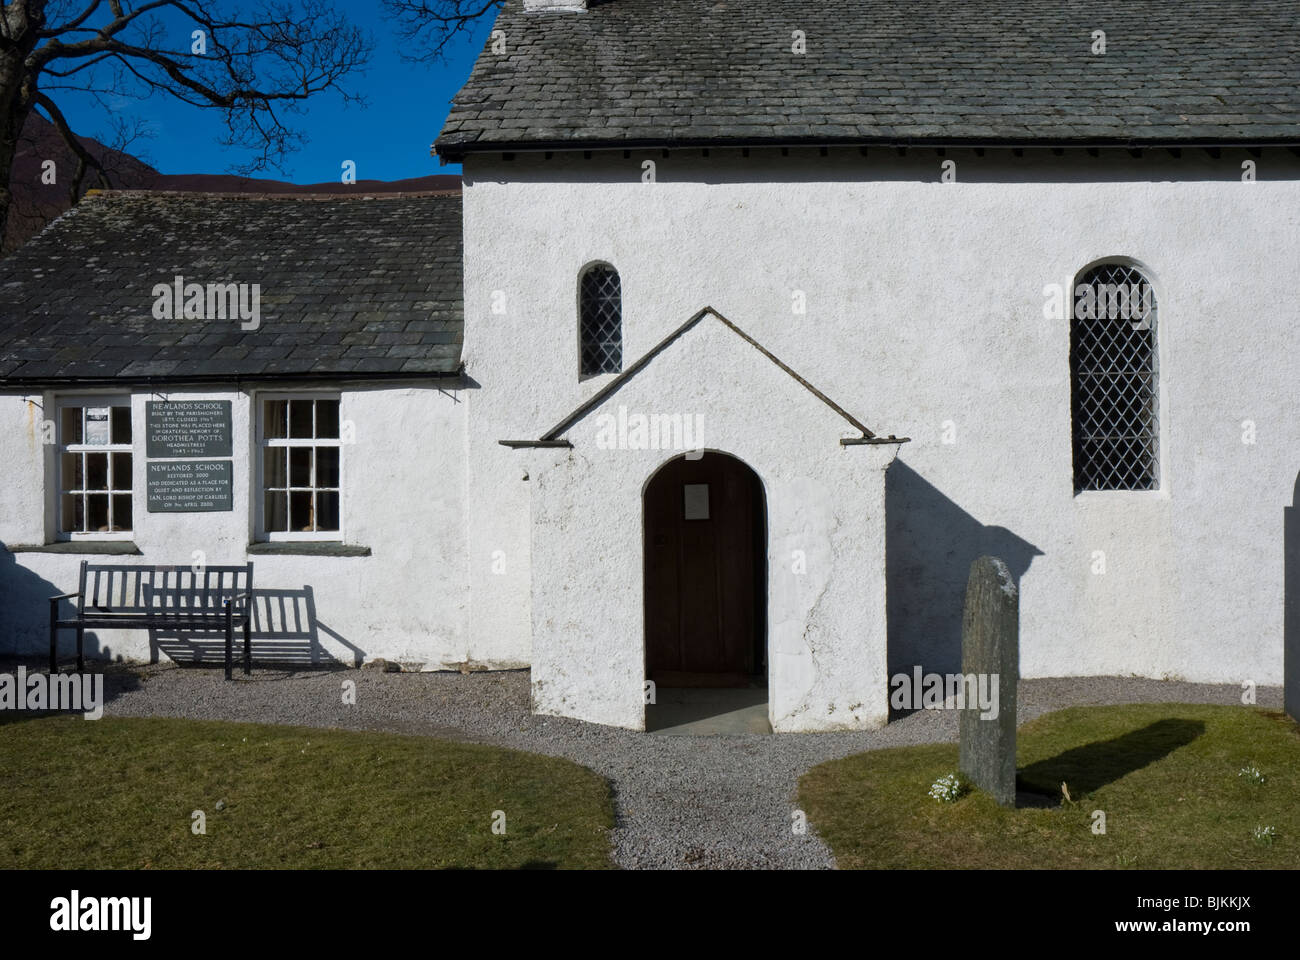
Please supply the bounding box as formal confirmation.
[462,146,1300,687]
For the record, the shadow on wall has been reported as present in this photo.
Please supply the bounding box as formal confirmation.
[152,586,365,669]
[885,460,1043,677]
[0,546,80,656]
[1285,472,1300,722]
[0,548,363,668]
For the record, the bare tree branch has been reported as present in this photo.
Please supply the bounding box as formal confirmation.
[381,0,500,63]
[0,0,372,244]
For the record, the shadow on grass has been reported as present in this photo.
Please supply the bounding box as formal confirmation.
[1018,717,1205,797]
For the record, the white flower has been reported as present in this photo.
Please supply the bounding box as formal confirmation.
[928,773,964,803]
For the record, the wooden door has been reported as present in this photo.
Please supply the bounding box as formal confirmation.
[644,453,764,686]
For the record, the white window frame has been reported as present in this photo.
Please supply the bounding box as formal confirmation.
[55,395,134,541]
[255,391,344,542]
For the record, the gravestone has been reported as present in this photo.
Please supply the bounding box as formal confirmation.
[958,555,1019,808]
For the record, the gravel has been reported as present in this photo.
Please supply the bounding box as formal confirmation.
[12,657,1282,870]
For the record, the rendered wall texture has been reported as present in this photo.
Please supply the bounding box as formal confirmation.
[520,313,898,731]
[462,147,1300,689]
[0,385,473,669]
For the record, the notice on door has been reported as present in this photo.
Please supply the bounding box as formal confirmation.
[147,461,233,513]
[146,400,233,458]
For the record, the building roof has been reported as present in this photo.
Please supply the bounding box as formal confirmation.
[436,0,1300,159]
[0,190,463,385]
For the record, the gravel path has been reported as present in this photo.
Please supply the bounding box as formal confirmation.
[17,658,1282,870]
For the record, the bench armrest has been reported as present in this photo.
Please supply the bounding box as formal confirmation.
[223,594,253,613]
[49,592,81,602]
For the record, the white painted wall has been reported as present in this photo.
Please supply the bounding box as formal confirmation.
[0,384,473,669]
[462,146,1300,691]
[520,312,897,731]
[4,146,1297,730]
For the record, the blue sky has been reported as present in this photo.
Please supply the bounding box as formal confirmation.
[52,4,493,182]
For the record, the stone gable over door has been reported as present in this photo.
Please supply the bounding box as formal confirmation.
[507,308,904,731]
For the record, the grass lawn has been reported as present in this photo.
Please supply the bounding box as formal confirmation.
[799,704,1300,869]
[0,714,614,869]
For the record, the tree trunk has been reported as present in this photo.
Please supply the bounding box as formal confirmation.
[0,0,46,250]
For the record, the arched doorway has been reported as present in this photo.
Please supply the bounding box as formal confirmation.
[643,451,767,688]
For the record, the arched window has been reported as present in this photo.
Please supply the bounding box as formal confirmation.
[1071,262,1159,491]
[579,263,623,376]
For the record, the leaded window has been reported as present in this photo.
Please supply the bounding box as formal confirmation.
[580,264,623,375]
[1070,262,1159,491]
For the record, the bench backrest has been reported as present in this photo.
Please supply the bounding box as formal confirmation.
[80,561,254,612]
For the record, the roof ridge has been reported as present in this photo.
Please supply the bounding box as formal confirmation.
[517,306,886,443]
[83,188,462,201]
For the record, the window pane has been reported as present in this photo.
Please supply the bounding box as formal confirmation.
[289,448,312,487]
[110,405,132,444]
[289,400,314,439]
[61,407,82,445]
[84,407,111,445]
[61,452,83,491]
[111,452,132,491]
[264,399,288,440]
[263,447,287,488]
[85,453,109,491]
[112,494,133,532]
[264,491,288,532]
[315,492,339,532]
[317,399,340,439]
[317,447,339,488]
[289,491,313,531]
[580,265,623,375]
[1071,263,1159,491]
[61,494,81,533]
[86,494,109,532]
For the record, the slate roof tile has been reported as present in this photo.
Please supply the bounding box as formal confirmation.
[435,0,1300,156]
[0,191,464,384]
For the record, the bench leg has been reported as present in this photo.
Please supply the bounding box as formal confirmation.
[75,626,84,674]
[48,601,58,674]
[224,608,233,681]
[242,617,251,676]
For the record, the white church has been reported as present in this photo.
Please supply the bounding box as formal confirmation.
[1,0,1298,732]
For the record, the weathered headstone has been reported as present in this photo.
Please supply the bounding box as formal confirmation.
[958,555,1019,808]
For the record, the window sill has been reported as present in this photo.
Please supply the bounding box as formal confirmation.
[246,542,371,557]
[9,541,142,555]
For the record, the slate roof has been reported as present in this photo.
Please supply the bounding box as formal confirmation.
[436,0,1300,158]
[0,190,463,384]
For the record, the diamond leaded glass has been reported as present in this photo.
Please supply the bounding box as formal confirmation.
[580,264,622,375]
[1070,263,1158,491]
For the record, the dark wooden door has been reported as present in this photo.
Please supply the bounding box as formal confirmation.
[644,453,765,687]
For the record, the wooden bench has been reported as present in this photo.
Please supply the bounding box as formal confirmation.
[50,561,255,680]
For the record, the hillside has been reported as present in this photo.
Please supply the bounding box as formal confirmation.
[5,113,458,254]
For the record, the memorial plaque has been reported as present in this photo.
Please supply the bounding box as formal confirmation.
[147,460,233,512]
[146,400,232,458]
